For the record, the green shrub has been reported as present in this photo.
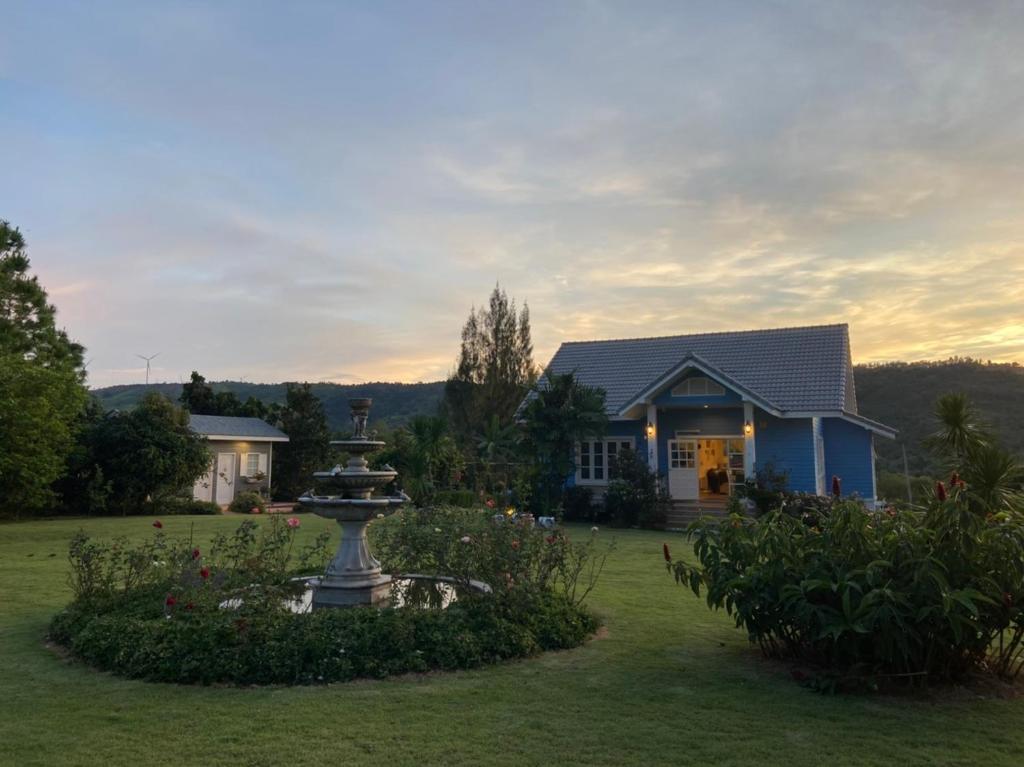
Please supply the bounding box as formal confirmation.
[146,497,222,516]
[371,505,613,605]
[229,491,267,515]
[734,463,789,515]
[432,489,478,508]
[876,470,937,505]
[51,590,595,685]
[51,510,602,685]
[561,486,594,521]
[601,447,668,528]
[668,492,1024,688]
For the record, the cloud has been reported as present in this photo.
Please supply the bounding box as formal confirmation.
[2,1,1023,388]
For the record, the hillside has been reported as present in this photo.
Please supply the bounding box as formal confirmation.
[92,380,445,432]
[855,360,1024,475]
[92,360,1023,475]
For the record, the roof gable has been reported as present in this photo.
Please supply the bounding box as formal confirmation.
[542,324,855,416]
[188,414,289,441]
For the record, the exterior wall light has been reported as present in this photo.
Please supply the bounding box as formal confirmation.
[743,421,753,436]
[645,422,656,438]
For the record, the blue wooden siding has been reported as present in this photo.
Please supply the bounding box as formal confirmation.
[655,408,744,475]
[753,410,816,492]
[822,418,875,499]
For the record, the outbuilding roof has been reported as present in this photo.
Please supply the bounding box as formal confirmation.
[188,415,289,442]
[535,323,894,437]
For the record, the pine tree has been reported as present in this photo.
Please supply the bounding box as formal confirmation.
[444,284,537,448]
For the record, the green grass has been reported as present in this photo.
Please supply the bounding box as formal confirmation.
[1,516,1022,766]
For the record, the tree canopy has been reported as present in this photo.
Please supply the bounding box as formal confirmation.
[0,221,89,517]
[0,221,85,371]
[444,284,536,450]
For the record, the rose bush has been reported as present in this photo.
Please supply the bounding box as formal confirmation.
[50,509,604,685]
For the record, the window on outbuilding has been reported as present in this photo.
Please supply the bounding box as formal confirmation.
[670,376,725,397]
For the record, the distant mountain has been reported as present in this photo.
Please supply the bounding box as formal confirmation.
[92,380,446,432]
[855,360,1024,475]
[92,359,1023,476]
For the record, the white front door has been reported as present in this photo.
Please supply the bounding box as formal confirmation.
[215,452,236,505]
[193,458,214,503]
[667,439,699,500]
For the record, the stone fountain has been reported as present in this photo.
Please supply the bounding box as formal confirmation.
[298,398,409,609]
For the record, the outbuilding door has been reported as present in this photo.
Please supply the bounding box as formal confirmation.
[193,458,214,503]
[667,439,699,500]
[215,452,236,505]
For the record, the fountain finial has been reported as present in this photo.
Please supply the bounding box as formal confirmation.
[349,397,372,440]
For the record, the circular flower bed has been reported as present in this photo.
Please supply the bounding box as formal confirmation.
[49,511,605,685]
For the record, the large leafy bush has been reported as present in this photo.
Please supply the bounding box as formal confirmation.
[668,489,1024,686]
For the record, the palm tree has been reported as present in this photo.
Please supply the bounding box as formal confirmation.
[961,442,1023,513]
[928,392,1022,514]
[927,392,988,466]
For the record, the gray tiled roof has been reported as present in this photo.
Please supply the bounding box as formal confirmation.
[542,324,857,415]
[188,414,288,440]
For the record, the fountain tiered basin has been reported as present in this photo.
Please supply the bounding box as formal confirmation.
[298,398,409,608]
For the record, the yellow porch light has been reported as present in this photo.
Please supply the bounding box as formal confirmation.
[645,421,656,438]
[743,421,754,436]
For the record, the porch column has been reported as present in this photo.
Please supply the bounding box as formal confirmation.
[743,402,756,479]
[646,403,659,472]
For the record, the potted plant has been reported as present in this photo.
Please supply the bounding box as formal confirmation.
[245,470,266,485]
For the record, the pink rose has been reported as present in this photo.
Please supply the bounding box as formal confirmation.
[286,517,301,529]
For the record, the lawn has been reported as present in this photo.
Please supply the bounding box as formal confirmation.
[1,515,1021,766]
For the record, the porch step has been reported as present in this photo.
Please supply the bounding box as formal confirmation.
[663,498,731,530]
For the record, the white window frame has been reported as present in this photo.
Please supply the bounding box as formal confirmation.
[670,376,725,397]
[576,437,636,485]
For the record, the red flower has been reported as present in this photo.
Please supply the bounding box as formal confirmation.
[152,520,163,529]
[200,567,210,580]
[936,481,948,502]
[185,601,195,611]
[165,594,176,607]
[191,547,201,560]
[511,540,520,551]
[950,471,960,487]
[663,543,671,562]
[831,476,841,497]
[486,499,496,509]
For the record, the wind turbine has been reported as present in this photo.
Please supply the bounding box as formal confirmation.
[136,353,160,385]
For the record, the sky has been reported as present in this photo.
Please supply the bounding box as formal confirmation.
[2,1,1023,389]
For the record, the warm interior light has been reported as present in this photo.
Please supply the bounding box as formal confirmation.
[645,421,655,438]
[743,421,753,436]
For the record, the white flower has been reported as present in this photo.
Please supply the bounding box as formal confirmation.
[376,513,385,519]
[591,526,599,533]
[434,527,442,533]
[460,535,472,544]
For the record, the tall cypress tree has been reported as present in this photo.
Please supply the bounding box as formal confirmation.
[444,284,537,448]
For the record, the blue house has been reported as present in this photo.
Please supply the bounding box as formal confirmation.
[539,324,895,509]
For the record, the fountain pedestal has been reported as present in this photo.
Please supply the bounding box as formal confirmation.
[298,398,407,609]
